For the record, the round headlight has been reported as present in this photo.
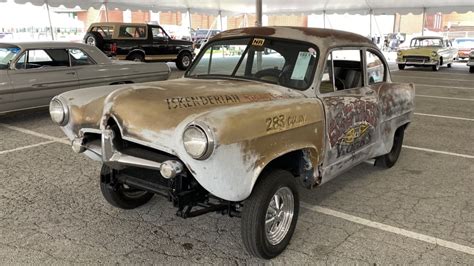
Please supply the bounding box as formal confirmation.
[49,98,68,126]
[431,51,438,57]
[183,125,213,159]
[397,51,402,56]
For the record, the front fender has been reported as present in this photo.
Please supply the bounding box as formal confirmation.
[175,98,325,201]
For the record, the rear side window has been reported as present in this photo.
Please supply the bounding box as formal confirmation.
[366,51,385,84]
[69,49,95,66]
[118,26,147,38]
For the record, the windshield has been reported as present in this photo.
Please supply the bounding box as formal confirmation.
[186,37,318,90]
[0,46,20,69]
[454,39,474,48]
[410,38,443,47]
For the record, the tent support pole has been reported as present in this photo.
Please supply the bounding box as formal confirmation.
[323,10,326,28]
[104,1,109,22]
[256,0,262,26]
[45,0,54,40]
[369,9,373,39]
[219,10,223,30]
[422,7,426,36]
[187,9,192,40]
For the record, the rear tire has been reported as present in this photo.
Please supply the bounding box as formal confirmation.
[375,126,405,168]
[398,64,405,70]
[176,52,192,70]
[470,66,474,73]
[447,63,452,68]
[241,169,299,259]
[127,53,145,62]
[100,165,154,209]
[83,32,104,50]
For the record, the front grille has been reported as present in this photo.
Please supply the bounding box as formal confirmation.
[404,56,430,62]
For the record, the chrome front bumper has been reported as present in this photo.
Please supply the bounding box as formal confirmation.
[72,129,180,174]
[396,60,438,66]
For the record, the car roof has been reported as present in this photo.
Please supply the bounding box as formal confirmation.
[213,26,376,50]
[0,41,111,64]
[0,41,97,50]
[89,22,148,27]
[412,36,445,40]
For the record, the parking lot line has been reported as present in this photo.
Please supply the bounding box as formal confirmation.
[301,203,474,256]
[391,75,473,81]
[414,113,474,122]
[416,95,474,101]
[0,123,69,144]
[392,71,472,77]
[414,84,474,90]
[0,140,56,155]
[403,145,474,159]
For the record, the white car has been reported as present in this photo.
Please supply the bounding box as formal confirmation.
[0,42,170,114]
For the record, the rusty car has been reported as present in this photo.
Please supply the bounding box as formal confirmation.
[50,27,415,259]
[0,42,170,114]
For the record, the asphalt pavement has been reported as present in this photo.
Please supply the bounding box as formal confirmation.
[0,62,473,264]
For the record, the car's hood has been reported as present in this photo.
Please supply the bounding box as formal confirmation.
[78,78,305,152]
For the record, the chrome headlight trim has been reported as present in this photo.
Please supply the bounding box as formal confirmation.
[183,121,215,160]
[431,51,438,58]
[49,96,69,126]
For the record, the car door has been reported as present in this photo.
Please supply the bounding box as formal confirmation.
[0,70,14,113]
[318,48,380,181]
[149,26,175,60]
[8,48,79,110]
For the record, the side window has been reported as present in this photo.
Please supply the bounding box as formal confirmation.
[69,49,95,66]
[366,51,385,84]
[320,49,363,93]
[151,27,167,39]
[15,49,69,69]
[118,26,146,38]
[28,49,53,63]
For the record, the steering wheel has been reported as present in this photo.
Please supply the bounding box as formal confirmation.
[254,68,282,83]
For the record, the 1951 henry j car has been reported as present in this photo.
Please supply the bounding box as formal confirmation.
[50,27,415,259]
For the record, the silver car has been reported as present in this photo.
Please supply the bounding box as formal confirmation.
[0,42,170,114]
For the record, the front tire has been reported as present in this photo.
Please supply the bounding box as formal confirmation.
[470,66,474,73]
[375,126,405,168]
[176,52,192,70]
[241,169,299,259]
[100,165,154,209]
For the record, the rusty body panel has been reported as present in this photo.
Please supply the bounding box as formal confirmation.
[54,26,414,202]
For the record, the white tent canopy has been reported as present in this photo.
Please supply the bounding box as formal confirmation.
[3,0,474,15]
